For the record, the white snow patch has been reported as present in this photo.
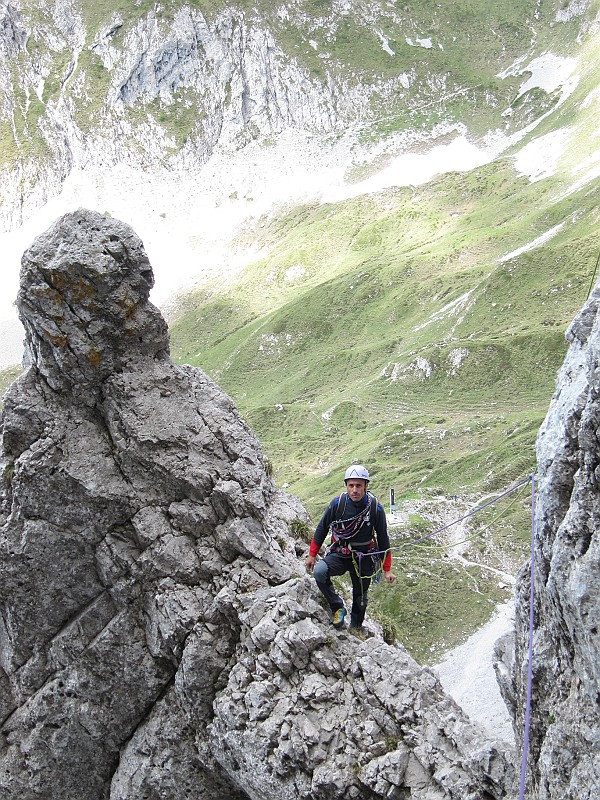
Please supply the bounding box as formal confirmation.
[376,30,395,55]
[413,290,474,332]
[513,128,571,181]
[498,52,577,100]
[499,221,565,263]
[497,54,579,184]
[322,405,337,421]
[325,134,494,204]
[405,36,433,49]
[284,265,306,282]
[563,160,600,198]
[515,53,577,99]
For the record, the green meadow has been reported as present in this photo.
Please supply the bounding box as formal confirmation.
[168,25,600,657]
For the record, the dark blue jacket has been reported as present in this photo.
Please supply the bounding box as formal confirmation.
[310,492,392,569]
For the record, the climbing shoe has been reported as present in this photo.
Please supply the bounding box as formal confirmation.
[332,608,347,629]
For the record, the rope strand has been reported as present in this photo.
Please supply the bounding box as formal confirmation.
[368,476,533,558]
[519,474,536,800]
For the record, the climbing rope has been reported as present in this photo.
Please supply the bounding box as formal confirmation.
[402,479,528,553]
[367,475,533,560]
[519,474,536,800]
[586,246,600,299]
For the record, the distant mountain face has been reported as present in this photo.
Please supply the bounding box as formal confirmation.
[0,0,594,229]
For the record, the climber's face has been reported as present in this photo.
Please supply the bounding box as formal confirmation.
[346,479,367,502]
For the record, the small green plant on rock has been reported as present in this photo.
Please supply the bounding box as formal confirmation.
[290,518,313,543]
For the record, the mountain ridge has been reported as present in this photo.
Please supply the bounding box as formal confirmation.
[0,0,594,229]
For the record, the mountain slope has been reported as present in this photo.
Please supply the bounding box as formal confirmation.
[164,5,600,657]
[1,0,599,660]
[170,149,599,513]
[0,0,594,228]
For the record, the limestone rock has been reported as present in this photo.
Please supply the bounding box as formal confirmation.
[0,4,371,230]
[498,287,600,799]
[0,210,513,800]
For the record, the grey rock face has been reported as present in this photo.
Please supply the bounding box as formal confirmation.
[497,288,600,799]
[0,209,513,799]
[16,209,169,393]
[0,3,371,230]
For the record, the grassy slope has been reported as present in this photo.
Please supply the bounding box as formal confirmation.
[171,162,597,506]
[169,22,600,659]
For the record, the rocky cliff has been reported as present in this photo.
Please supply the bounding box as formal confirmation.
[495,288,600,799]
[0,209,514,799]
[2,0,592,232]
[0,1,377,230]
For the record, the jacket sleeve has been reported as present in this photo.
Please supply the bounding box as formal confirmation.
[309,498,337,556]
[374,502,392,571]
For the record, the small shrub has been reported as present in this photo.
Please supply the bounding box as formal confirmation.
[290,518,313,543]
[3,462,15,486]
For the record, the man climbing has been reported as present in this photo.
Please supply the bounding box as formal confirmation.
[305,464,396,632]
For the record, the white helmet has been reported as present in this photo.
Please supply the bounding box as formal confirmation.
[344,464,370,482]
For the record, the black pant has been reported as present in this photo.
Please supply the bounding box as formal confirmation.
[313,551,374,627]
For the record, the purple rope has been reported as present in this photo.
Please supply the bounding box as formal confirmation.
[519,474,536,799]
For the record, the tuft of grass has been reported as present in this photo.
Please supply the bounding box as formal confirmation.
[0,365,23,412]
[290,518,313,544]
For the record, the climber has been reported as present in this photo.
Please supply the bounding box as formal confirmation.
[305,464,395,632]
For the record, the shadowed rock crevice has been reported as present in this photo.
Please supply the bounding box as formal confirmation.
[1,210,513,800]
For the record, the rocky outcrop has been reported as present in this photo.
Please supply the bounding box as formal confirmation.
[0,2,372,230]
[496,288,600,799]
[0,209,514,799]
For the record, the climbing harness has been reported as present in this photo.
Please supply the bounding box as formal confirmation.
[328,492,387,586]
[329,491,376,543]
